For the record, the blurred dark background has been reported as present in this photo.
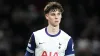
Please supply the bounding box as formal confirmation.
[0,0,100,56]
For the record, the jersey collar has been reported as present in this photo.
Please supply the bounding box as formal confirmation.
[45,27,61,37]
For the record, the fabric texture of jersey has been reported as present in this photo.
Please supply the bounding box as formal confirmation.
[25,27,75,56]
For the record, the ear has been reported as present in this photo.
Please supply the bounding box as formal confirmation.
[45,14,49,20]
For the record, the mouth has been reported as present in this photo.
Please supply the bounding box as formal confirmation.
[55,21,59,22]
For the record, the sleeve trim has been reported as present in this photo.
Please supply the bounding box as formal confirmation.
[27,47,34,53]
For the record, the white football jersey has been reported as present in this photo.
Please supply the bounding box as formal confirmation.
[25,27,75,56]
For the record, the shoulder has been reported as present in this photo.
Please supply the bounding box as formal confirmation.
[60,30,72,40]
[32,27,45,35]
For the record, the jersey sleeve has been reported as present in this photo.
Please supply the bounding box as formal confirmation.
[24,33,36,56]
[65,38,75,56]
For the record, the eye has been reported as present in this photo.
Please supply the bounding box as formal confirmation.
[51,13,55,16]
[57,13,61,15]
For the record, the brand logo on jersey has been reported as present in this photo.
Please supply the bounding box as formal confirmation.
[39,42,45,45]
[42,51,58,56]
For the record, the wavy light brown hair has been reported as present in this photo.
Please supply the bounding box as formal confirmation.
[44,2,64,14]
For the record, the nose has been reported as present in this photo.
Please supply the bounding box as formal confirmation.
[55,15,58,19]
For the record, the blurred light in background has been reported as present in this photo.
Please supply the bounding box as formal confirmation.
[0,0,100,56]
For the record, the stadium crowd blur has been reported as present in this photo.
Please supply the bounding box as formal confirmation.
[0,0,100,56]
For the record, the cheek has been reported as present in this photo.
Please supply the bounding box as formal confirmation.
[59,16,61,19]
[49,16,54,21]
[47,17,53,23]
[59,16,62,20]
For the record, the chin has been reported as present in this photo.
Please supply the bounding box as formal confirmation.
[53,24,59,27]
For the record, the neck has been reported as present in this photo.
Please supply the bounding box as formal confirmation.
[47,24,60,35]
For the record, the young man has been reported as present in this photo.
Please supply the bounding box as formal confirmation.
[25,2,75,56]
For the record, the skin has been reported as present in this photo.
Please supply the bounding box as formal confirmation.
[45,9,62,35]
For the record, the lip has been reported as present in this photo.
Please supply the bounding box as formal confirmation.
[55,21,59,22]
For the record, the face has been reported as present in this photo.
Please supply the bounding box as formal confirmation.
[45,10,62,27]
